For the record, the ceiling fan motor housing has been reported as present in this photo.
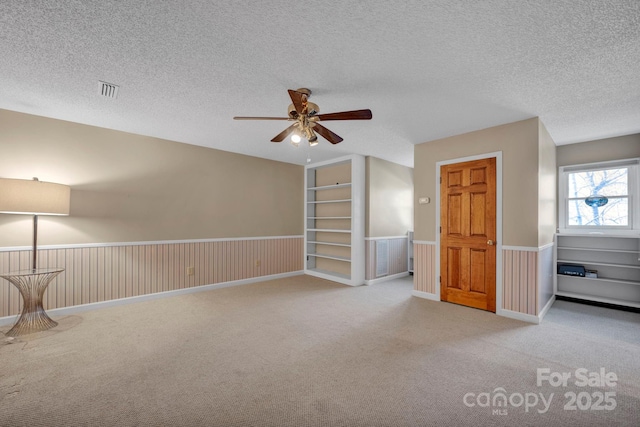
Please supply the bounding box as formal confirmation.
[288,102,319,118]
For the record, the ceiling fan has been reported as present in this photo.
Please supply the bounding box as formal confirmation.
[233,88,372,146]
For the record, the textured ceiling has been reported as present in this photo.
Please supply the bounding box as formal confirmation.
[1,1,639,168]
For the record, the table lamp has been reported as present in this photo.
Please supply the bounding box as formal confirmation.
[0,177,71,270]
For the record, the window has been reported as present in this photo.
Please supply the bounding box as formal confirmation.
[559,158,639,233]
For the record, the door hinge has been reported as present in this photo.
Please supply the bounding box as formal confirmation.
[439,226,441,233]
[439,276,441,283]
[439,176,442,184]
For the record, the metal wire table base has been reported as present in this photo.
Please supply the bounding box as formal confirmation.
[1,268,63,336]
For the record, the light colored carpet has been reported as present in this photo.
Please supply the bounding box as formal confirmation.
[1,275,639,426]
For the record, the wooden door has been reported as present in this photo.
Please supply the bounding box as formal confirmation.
[440,158,496,312]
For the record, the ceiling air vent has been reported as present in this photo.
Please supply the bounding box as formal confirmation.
[98,81,119,99]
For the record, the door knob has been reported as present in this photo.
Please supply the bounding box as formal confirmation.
[487,240,494,246]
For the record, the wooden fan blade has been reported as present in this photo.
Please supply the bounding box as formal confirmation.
[288,89,306,114]
[233,116,291,120]
[316,109,372,121]
[313,123,343,144]
[271,124,297,142]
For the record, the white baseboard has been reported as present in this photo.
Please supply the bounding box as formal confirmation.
[497,295,556,324]
[497,309,540,324]
[0,271,304,327]
[364,272,410,285]
[305,269,362,286]
[411,290,440,301]
[537,295,556,322]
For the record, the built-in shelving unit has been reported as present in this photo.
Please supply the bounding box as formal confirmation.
[554,233,640,309]
[305,155,365,286]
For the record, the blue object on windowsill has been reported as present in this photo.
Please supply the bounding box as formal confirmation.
[584,195,608,207]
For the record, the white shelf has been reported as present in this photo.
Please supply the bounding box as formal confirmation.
[307,199,351,204]
[308,183,352,191]
[306,268,350,281]
[556,232,640,239]
[557,274,640,287]
[307,216,351,220]
[307,241,351,248]
[307,253,351,262]
[307,228,351,233]
[557,259,640,270]
[558,246,640,254]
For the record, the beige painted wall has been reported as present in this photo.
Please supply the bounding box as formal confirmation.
[557,133,640,167]
[538,120,557,246]
[365,157,413,237]
[414,118,540,246]
[0,109,303,247]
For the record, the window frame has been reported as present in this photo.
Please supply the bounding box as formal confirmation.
[558,157,639,235]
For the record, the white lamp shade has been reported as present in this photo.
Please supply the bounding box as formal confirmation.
[0,178,70,215]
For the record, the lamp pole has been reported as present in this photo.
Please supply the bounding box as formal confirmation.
[32,214,38,271]
[31,177,39,271]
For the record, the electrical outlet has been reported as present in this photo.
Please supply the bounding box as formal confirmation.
[187,266,195,276]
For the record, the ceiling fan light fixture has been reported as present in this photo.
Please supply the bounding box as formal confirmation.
[287,104,299,119]
[291,132,302,145]
[307,102,319,116]
[305,128,318,146]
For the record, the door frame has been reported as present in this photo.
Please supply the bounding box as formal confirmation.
[435,151,503,314]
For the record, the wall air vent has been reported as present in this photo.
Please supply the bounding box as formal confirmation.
[375,239,389,277]
[98,81,119,99]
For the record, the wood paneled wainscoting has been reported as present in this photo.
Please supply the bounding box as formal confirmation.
[502,244,555,322]
[364,237,409,284]
[0,236,303,320]
[411,241,555,323]
[411,241,437,299]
